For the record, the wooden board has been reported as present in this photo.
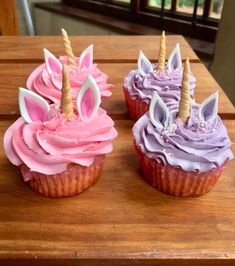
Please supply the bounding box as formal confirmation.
[0,0,19,36]
[0,63,233,118]
[0,34,234,266]
[0,35,199,63]
[0,120,235,266]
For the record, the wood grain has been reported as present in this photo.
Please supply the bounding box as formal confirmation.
[0,63,233,118]
[0,0,19,36]
[0,120,234,266]
[0,36,198,63]
[0,35,234,266]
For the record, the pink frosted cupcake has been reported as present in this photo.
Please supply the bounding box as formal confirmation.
[124,32,196,121]
[27,29,112,104]
[4,71,117,197]
[133,60,233,197]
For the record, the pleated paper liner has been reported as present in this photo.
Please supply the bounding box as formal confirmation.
[134,142,227,197]
[123,87,149,121]
[21,155,105,197]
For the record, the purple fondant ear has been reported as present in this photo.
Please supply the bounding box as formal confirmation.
[19,87,50,123]
[149,92,170,128]
[44,48,62,75]
[76,75,101,120]
[167,43,182,72]
[138,50,153,76]
[199,92,218,122]
[79,44,93,69]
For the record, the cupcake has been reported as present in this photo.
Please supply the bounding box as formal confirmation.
[124,31,196,121]
[133,59,233,197]
[27,28,112,104]
[4,68,117,197]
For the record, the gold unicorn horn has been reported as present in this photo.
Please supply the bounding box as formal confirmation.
[61,65,73,118]
[61,28,76,68]
[178,58,191,123]
[157,31,166,71]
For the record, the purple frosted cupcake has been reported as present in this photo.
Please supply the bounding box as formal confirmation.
[133,60,233,196]
[124,32,196,121]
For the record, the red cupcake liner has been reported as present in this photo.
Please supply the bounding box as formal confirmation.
[123,87,149,121]
[20,155,105,197]
[134,142,227,197]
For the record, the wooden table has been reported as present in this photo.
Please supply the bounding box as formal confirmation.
[0,36,234,266]
[0,36,198,63]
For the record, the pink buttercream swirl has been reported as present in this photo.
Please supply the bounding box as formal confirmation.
[27,56,112,103]
[4,107,118,178]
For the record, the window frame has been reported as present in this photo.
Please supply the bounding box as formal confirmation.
[63,0,222,42]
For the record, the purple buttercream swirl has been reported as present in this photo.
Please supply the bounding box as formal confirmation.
[133,105,233,172]
[124,63,196,113]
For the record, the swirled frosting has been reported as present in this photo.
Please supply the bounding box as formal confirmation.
[133,105,233,172]
[124,63,196,113]
[4,107,117,178]
[27,56,112,103]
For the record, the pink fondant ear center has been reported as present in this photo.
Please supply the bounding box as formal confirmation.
[49,57,61,73]
[81,88,95,118]
[81,53,91,68]
[25,96,48,122]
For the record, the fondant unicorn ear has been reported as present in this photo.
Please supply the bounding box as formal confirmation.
[138,50,153,76]
[199,92,218,122]
[149,92,170,129]
[167,43,182,72]
[76,75,101,120]
[43,48,62,75]
[19,87,50,123]
[79,44,93,68]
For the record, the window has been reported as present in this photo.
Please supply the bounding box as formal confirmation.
[63,0,224,42]
[113,0,131,3]
[176,0,205,16]
[148,0,171,10]
[209,0,224,19]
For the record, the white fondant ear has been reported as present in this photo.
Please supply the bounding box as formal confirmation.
[79,44,93,68]
[19,87,50,123]
[43,48,62,75]
[199,92,218,122]
[138,50,153,76]
[198,92,218,121]
[76,75,101,120]
[167,43,182,72]
[149,92,170,129]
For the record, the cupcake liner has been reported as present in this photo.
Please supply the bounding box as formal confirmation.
[134,142,227,197]
[123,87,149,121]
[20,155,105,197]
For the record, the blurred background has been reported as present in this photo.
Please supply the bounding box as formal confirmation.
[1,0,234,105]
